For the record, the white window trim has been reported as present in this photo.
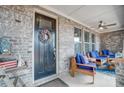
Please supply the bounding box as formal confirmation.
[74,28,96,54]
[83,30,96,53]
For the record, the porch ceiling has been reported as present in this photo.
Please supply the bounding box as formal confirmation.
[41,5,124,33]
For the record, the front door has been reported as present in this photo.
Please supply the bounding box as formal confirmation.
[34,13,56,80]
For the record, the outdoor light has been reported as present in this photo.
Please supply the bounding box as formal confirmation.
[99,26,104,30]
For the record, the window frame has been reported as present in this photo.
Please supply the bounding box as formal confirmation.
[83,30,96,53]
[74,27,96,54]
[74,27,82,54]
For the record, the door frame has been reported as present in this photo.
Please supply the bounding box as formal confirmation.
[32,8,59,86]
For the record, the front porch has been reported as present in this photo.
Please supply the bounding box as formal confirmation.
[60,72,115,87]
[0,5,124,87]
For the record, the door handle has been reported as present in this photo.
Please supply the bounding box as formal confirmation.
[53,48,56,59]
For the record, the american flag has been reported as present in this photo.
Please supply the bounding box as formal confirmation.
[0,60,17,69]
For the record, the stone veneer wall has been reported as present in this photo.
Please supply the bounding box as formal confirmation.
[116,62,124,87]
[100,30,124,52]
[0,5,99,86]
[100,30,124,87]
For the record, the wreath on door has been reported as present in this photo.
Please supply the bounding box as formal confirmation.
[39,29,51,43]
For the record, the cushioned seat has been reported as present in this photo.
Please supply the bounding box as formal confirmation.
[90,51,107,60]
[79,63,96,71]
[109,55,115,58]
[70,53,96,83]
[76,53,96,71]
[96,56,107,59]
[90,51,107,65]
[102,49,115,58]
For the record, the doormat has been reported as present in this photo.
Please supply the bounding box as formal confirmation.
[39,78,68,87]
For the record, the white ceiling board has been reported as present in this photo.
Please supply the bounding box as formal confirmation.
[81,6,120,21]
[45,5,124,33]
[71,6,119,21]
[49,5,83,15]
[85,6,124,29]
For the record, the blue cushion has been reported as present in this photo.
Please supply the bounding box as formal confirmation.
[88,62,96,67]
[96,57,107,61]
[79,54,85,64]
[102,50,115,58]
[82,56,89,64]
[90,51,99,58]
[109,55,115,58]
[102,50,109,55]
[109,52,114,55]
[96,56,107,59]
[79,63,96,71]
[95,51,99,57]
[76,53,90,64]
[76,53,82,64]
[79,65,93,71]
[90,51,97,58]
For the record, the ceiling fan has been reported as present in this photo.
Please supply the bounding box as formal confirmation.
[98,20,117,29]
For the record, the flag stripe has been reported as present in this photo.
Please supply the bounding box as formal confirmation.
[0,61,17,69]
[0,61,17,65]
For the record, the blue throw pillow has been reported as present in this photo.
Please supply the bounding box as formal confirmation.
[109,52,114,55]
[79,53,89,64]
[79,54,85,64]
[102,50,109,55]
[83,56,90,64]
[91,51,97,58]
[76,53,82,64]
[76,53,90,64]
[95,51,99,57]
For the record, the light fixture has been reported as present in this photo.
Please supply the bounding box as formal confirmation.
[99,26,104,30]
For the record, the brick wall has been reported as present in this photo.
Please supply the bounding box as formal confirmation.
[0,5,33,67]
[0,5,99,86]
[0,5,33,86]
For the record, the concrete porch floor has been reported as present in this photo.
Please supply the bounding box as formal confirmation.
[59,72,116,87]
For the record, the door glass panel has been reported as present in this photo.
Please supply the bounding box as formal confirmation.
[38,18,52,29]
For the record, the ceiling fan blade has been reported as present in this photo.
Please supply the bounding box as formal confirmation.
[103,26,108,29]
[105,23,117,26]
[98,21,116,30]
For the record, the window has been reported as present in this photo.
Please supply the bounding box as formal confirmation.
[84,31,90,42]
[74,28,96,54]
[84,31,96,52]
[84,31,90,52]
[74,27,81,54]
[91,34,95,43]
[91,33,96,51]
